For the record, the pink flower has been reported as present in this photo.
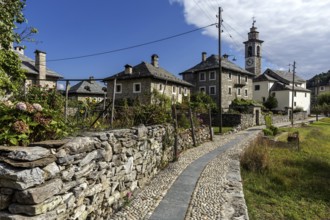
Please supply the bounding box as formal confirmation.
[16,102,27,111]
[33,103,43,112]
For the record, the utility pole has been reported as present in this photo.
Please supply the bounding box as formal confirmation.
[291,61,296,126]
[218,7,223,134]
[65,80,69,122]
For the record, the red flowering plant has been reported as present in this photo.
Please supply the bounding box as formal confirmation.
[0,86,70,146]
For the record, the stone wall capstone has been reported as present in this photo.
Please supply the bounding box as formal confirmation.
[0,124,210,219]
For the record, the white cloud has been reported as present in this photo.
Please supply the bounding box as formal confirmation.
[57,83,65,91]
[170,0,330,79]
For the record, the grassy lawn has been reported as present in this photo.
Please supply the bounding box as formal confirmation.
[241,118,330,220]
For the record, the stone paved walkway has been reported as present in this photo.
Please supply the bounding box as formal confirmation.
[110,118,318,220]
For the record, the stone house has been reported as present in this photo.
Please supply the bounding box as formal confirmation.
[253,69,311,113]
[180,52,255,110]
[104,54,192,104]
[306,70,330,106]
[68,76,107,102]
[13,46,63,88]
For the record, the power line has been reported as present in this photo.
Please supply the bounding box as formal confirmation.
[192,0,215,23]
[221,23,242,50]
[45,23,216,62]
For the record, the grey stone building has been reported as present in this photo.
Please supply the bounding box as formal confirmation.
[68,76,107,102]
[306,70,330,106]
[180,52,254,110]
[104,54,192,104]
[13,46,63,88]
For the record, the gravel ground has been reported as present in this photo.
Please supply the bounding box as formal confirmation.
[110,133,237,220]
[185,130,260,220]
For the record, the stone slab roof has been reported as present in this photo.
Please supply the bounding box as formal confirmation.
[104,61,193,87]
[253,73,277,82]
[15,51,63,78]
[180,54,255,76]
[265,68,305,84]
[270,82,311,92]
[69,80,105,95]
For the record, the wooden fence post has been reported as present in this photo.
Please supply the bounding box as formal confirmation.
[110,78,116,128]
[64,80,69,123]
[189,107,197,147]
[172,105,178,161]
[208,107,213,141]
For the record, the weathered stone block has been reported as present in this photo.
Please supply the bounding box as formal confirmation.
[0,163,45,190]
[8,196,62,216]
[79,150,101,167]
[100,142,113,162]
[0,155,56,168]
[0,188,14,210]
[42,162,60,180]
[60,137,100,154]
[15,179,62,205]
[0,146,50,162]
[74,163,95,179]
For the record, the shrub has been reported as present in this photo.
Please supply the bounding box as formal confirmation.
[269,125,279,136]
[293,107,303,113]
[263,128,273,136]
[0,100,70,146]
[177,113,190,129]
[264,114,272,128]
[241,138,270,173]
[264,95,278,110]
[0,87,71,146]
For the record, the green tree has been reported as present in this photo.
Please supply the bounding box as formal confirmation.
[190,92,217,113]
[0,0,37,98]
[317,92,330,105]
[264,95,278,110]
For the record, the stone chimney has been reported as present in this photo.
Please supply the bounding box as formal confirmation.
[35,50,47,86]
[151,54,159,68]
[89,76,95,84]
[14,46,24,55]
[125,64,133,74]
[202,52,207,62]
[223,54,229,60]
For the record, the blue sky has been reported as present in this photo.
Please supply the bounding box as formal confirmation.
[21,0,330,88]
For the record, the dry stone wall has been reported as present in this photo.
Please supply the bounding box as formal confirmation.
[0,124,210,219]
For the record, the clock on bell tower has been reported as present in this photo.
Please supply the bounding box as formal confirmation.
[243,19,263,76]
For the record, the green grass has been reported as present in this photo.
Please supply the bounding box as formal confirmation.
[213,126,233,134]
[241,118,330,220]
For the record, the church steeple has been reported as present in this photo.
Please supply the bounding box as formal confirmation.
[244,19,263,76]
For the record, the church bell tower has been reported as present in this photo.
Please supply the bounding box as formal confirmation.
[244,19,263,76]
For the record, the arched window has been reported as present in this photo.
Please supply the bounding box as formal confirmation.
[248,46,253,56]
[257,46,260,57]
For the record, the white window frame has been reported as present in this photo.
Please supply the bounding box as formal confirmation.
[228,86,232,95]
[115,83,122,94]
[238,74,241,84]
[320,86,325,91]
[209,71,216,80]
[209,85,216,95]
[133,82,141,93]
[255,85,260,91]
[199,72,206,81]
[237,88,241,96]
[184,87,188,96]
[199,86,206,93]
[159,83,163,92]
[244,89,248,97]
[228,72,232,80]
[245,75,248,83]
[172,85,176,94]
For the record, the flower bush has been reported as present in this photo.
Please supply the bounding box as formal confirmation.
[0,86,71,146]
